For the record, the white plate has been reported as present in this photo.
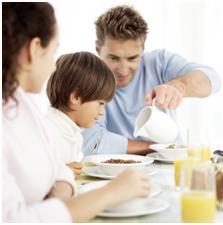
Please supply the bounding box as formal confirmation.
[83,167,114,179]
[79,180,162,198]
[146,152,173,163]
[83,165,158,179]
[97,198,169,218]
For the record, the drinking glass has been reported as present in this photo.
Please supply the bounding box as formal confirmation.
[174,157,199,187]
[180,161,216,222]
[215,163,223,210]
[187,130,211,161]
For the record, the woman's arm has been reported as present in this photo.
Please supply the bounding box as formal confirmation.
[63,169,150,222]
[45,181,73,200]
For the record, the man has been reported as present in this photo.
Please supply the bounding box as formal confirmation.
[82,5,221,156]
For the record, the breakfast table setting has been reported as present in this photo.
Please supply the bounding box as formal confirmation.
[76,107,223,222]
[76,148,223,223]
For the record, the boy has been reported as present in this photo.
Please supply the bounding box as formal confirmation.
[46,51,116,176]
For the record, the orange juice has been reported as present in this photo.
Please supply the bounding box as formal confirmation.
[201,147,211,160]
[181,191,216,222]
[174,159,186,186]
[174,158,199,187]
[188,147,202,158]
[188,147,211,161]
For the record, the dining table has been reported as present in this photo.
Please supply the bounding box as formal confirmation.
[77,158,223,223]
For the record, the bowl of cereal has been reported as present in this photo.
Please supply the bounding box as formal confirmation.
[149,143,187,160]
[83,154,154,176]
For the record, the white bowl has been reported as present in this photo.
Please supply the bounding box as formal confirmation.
[79,180,148,212]
[150,143,187,159]
[83,154,154,176]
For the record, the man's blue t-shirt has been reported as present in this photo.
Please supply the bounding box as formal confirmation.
[82,49,221,155]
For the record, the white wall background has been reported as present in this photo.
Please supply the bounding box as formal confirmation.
[48,0,223,149]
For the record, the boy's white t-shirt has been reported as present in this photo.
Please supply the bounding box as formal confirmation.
[46,107,84,163]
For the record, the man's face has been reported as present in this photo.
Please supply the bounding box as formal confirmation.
[96,37,144,88]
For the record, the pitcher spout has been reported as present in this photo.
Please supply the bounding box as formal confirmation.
[134,126,149,138]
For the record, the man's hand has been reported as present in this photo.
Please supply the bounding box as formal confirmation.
[127,139,155,155]
[145,84,183,109]
[146,70,212,109]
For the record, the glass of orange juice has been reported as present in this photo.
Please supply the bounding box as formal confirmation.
[181,161,216,222]
[200,145,211,161]
[187,130,211,161]
[187,144,211,161]
[174,157,200,187]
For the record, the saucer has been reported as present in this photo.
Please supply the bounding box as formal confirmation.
[98,198,169,217]
[146,152,173,164]
[79,180,162,198]
[83,165,158,179]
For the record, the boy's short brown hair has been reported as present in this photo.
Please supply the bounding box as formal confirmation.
[95,5,148,46]
[47,52,116,111]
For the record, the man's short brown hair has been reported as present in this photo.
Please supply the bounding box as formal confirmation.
[95,5,148,45]
[47,52,116,111]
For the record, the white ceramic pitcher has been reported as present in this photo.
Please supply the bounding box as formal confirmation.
[134,106,178,143]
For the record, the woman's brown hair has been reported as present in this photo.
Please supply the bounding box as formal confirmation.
[2,2,56,103]
[46,52,116,111]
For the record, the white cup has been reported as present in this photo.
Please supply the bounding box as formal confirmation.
[134,106,178,143]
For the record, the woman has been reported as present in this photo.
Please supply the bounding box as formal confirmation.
[2,2,150,222]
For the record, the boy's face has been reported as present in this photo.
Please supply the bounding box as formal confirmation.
[73,99,106,128]
[96,37,144,88]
